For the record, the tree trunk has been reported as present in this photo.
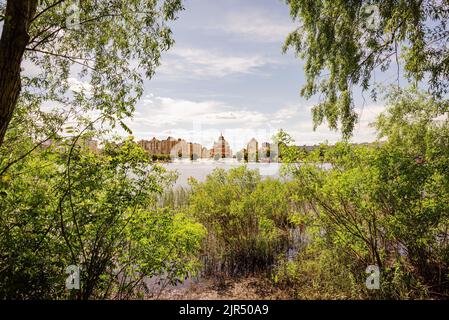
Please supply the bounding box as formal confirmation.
[0,0,37,147]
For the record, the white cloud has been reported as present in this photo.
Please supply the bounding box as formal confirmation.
[116,94,387,149]
[68,77,93,94]
[21,59,43,78]
[158,47,274,79]
[287,104,387,145]
[132,96,268,129]
[272,105,300,123]
[212,9,295,43]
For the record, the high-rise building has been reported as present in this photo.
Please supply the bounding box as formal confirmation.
[138,137,162,154]
[170,138,189,158]
[212,134,232,158]
[259,142,270,160]
[137,135,217,160]
[201,147,209,159]
[148,137,161,154]
[161,136,178,155]
[247,138,258,162]
[138,139,148,151]
[190,143,202,159]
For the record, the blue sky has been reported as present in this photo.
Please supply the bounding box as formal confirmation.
[18,0,390,151]
[125,0,387,151]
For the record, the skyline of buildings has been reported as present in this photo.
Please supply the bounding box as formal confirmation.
[41,134,277,162]
[137,134,272,161]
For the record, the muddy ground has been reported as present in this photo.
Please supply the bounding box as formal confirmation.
[154,277,290,300]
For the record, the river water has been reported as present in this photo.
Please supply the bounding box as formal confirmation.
[162,158,284,188]
[150,159,320,296]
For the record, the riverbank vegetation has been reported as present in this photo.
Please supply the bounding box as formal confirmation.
[5,87,447,299]
[1,0,449,300]
[170,88,448,299]
[0,132,205,299]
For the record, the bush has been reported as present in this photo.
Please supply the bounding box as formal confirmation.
[0,137,204,299]
[187,166,302,277]
[279,89,449,299]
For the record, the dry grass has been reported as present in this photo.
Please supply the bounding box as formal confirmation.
[155,277,290,300]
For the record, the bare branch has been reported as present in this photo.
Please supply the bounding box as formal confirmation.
[24,47,96,70]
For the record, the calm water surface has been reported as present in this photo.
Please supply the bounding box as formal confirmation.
[162,159,284,188]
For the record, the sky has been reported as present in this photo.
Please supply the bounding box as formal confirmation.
[15,0,392,152]
[124,0,387,151]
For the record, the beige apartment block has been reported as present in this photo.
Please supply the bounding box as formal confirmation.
[247,138,258,162]
[212,134,232,158]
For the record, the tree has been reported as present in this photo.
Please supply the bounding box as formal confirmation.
[0,0,183,146]
[0,1,37,146]
[284,0,449,137]
[272,129,299,162]
[287,88,449,298]
[0,135,204,299]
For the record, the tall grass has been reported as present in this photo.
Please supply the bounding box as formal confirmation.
[184,167,305,277]
[158,186,191,208]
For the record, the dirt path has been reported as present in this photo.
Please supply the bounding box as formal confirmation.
[156,277,289,300]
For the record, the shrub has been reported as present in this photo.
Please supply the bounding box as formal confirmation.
[279,89,449,299]
[0,137,204,299]
[187,167,300,276]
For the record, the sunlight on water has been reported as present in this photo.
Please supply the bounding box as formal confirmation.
[162,159,282,188]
